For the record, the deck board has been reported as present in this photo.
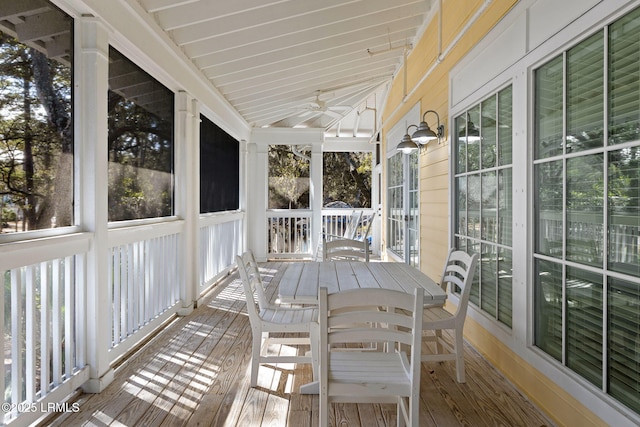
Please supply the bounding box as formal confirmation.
[47,262,555,427]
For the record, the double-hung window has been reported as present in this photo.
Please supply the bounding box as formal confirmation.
[533,6,640,413]
[453,86,513,327]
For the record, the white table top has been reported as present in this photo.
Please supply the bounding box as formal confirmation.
[278,261,446,305]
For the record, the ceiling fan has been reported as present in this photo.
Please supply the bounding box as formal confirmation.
[296,93,352,119]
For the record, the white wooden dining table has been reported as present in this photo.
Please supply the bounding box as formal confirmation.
[277,260,445,394]
[278,261,446,305]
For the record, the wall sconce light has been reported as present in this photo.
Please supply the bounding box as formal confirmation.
[397,124,419,154]
[411,110,445,144]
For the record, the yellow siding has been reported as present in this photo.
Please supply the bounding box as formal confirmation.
[380,0,610,425]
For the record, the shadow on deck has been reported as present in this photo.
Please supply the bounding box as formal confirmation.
[47,261,554,427]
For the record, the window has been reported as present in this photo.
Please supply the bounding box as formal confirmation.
[387,151,419,266]
[533,6,640,413]
[0,1,73,234]
[322,152,372,208]
[107,47,174,222]
[268,145,309,209]
[200,115,239,213]
[454,86,513,327]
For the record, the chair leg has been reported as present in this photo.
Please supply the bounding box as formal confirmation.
[435,329,444,354]
[454,329,465,383]
[251,331,262,387]
[319,391,328,427]
[309,324,319,381]
[396,397,407,427]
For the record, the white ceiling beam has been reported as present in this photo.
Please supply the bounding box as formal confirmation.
[171,0,359,45]
[196,17,419,76]
[178,0,424,57]
[153,0,292,30]
[222,53,396,103]
[210,39,403,94]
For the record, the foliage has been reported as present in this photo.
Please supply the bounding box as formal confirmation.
[268,145,310,209]
[267,145,372,209]
[323,152,371,208]
[0,32,72,232]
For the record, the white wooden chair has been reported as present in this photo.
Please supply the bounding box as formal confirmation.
[322,237,369,262]
[421,250,478,383]
[318,286,424,427]
[316,210,364,260]
[424,247,457,309]
[236,252,319,387]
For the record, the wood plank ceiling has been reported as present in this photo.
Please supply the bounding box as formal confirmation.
[140,0,435,138]
[1,0,437,139]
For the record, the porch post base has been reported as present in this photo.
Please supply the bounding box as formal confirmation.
[81,368,115,393]
[178,300,195,316]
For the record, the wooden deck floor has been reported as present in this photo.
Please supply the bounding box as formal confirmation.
[48,262,555,427]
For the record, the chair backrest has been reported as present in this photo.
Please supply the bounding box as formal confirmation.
[236,251,270,313]
[442,250,479,319]
[323,237,369,262]
[343,210,363,239]
[319,286,423,389]
[360,210,376,241]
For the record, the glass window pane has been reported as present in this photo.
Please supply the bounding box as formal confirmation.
[609,7,640,145]
[467,174,481,239]
[0,5,73,233]
[498,86,513,166]
[455,114,467,173]
[481,171,497,242]
[566,267,603,388]
[455,176,467,236]
[535,55,564,159]
[469,240,481,306]
[566,155,604,267]
[480,243,497,317]
[498,247,513,327]
[481,96,497,168]
[467,106,481,172]
[535,161,564,257]
[566,32,604,152]
[200,115,239,213]
[534,259,563,361]
[608,147,640,275]
[387,153,404,258]
[498,169,513,246]
[608,277,640,413]
[108,47,174,221]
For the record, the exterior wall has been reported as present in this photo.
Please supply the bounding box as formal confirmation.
[382,0,640,426]
[382,0,519,280]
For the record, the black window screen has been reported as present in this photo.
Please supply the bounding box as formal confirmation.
[200,115,239,213]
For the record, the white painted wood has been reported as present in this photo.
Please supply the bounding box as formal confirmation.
[323,238,370,262]
[422,250,478,383]
[319,286,424,427]
[236,251,319,387]
[278,261,446,305]
[77,15,113,393]
[176,91,199,312]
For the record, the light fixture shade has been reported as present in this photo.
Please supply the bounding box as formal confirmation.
[459,122,481,143]
[397,133,418,154]
[411,121,438,144]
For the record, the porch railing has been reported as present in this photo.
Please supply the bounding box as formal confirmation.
[1,233,91,426]
[107,221,183,362]
[267,209,374,258]
[199,212,244,291]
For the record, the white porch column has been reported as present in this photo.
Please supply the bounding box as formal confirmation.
[175,91,199,314]
[77,16,112,393]
[246,141,268,261]
[310,142,323,256]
